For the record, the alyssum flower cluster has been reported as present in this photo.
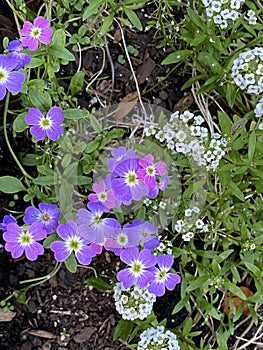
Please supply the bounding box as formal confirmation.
[144,110,228,171]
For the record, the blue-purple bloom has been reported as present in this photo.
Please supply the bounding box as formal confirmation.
[6,40,31,69]
[25,106,64,141]
[107,146,136,172]
[117,247,156,289]
[0,55,25,100]
[3,222,47,261]
[111,158,149,204]
[23,203,60,234]
[0,214,17,232]
[19,17,53,51]
[148,175,170,199]
[50,221,96,265]
[125,220,158,248]
[76,202,119,244]
[148,254,181,296]
[104,223,138,255]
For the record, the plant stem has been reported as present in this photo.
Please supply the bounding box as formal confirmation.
[19,261,61,285]
[3,92,34,181]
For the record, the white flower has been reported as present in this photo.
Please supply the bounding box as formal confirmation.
[211,1,222,12]
[182,232,194,241]
[230,0,241,9]
[255,98,263,118]
[155,130,165,142]
[185,208,192,217]
[180,110,194,123]
[195,219,204,229]
[144,126,156,136]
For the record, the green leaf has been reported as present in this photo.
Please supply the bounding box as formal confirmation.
[162,50,193,65]
[186,275,210,292]
[218,111,232,137]
[76,176,92,185]
[224,280,248,300]
[43,233,60,249]
[48,45,75,61]
[123,7,142,30]
[190,34,207,46]
[84,138,101,153]
[89,114,102,133]
[20,153,42,166]
[51,29,66,46]
[113,318,133,341]
[229,181,244,201]
[82,0,105,20]
[85,277,112,291]
[26,57,44,68]
[0,176,26,193]
[69,71,85,96]
[187,7,205,29]
[33,176,56,186]
[182,317,193,336]
[63,108,89,119]
[181,74,205,90]
[226,83,237,108]
[28,89,52,111]
[64,253,77,273]
[248,130,256,161]
[13,112,28,132]
[100,12,115,35]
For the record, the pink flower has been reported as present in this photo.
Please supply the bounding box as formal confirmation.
[137,154,167,188]
[19,17,53,51]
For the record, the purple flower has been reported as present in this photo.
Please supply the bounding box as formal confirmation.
[148,175,170,199]
[104,223,139,255]
[19,17,53,51]
[76,202,119,244]
[50,221,96,265]
[25,106,64,141]
[117,247,156,288]
[137,154,167,187]
[107,146,136,172]
[23,203,60,234]
[88,181,118,212]
[125,220,158,247]
[148,254,181,296]
[6,40,31,69]
[0,214,17,232]
[111,158,149,204]
[0,55,25,100]
[3,222,47,261]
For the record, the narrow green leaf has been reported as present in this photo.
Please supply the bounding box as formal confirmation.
[229,181,244,201]
[82,0,105,20]
[33,176,56,186]
[89,114,102,133]
[26,58,44,68]
[85,277,112,291]
[113,318,133,341]
[43,233,60,249]
[218,111,232,137]
[224,280,248,300]
[162,50,193,65]
[185,275,209,292]
[0,176,26,193]
[248,130,256,161]
[100,12,115,35]
[20,153,42,166]
[226,83,237,108]
[123,7,142,30]
[64,253,77,273]
[28,89,52,111]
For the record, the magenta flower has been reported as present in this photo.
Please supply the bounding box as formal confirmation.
[6,40,31,69]
[0,214,17,232]
[148,254,181,296]
[23,203,60,234]
[76,202,119,244]
[19,17,53,51]
[111,158,149,204]
[3,222,47,261]
[50,221,96,265]
[88,181,118,212]
[25,106,64,141]
[107,146,136,172]
[137,154,167,188]
[117,247,156,288]
[0,55,25,100]
[148,175,170,199]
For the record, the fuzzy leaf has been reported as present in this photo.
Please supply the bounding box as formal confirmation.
[0,176,26,193]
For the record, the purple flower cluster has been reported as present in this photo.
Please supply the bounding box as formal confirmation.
[0,147,181,297]
[0,16,53,100]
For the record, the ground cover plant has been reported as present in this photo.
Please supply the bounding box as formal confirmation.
[0,0,263,349]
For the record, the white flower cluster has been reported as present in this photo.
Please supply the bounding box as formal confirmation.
[231,47,263,95]
[202,0,257,29]
[144,110,228,171]
[174,207,208,241]
[254,97,263,130]
[113,282,156,320]
[137,325,180,350]
[155,235,173,255]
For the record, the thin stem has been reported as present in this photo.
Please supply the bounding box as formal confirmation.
[19,261,61,285]
[3,92,34,181]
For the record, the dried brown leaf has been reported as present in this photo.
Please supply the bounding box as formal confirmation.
[115,91,138,121]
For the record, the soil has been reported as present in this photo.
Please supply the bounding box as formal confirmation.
[0,2,261,350]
